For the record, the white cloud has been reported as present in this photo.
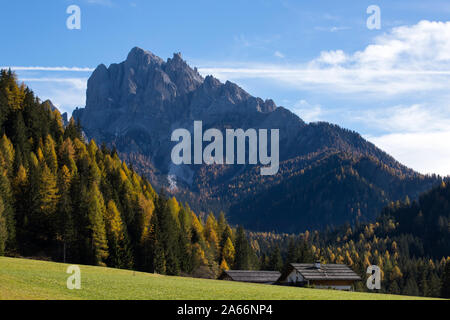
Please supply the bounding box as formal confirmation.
[21,78,88,88]
[352,21,450,70]
[354,102,450,176]
[315,26,350,32]
[274,51,285,58]
[368,131,450,177]
[199,21,450,96]
[198,65,450,96]
[292,100,323,123]
[315,50,348,65]
[20,78,88,115]
[3,66,94,72]
[199,21,450,176]
[353,104,450,133]
[6,67,92,115]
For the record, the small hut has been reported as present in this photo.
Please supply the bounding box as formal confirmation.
[219,270,281,285]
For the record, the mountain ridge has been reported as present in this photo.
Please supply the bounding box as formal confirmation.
[73,47,440,232]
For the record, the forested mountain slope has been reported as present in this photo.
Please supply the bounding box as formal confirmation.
[248,181,450,297]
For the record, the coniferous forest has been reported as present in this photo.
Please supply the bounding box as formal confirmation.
[0,70,449,298]
[0,70,248,278]
[250,182,450,298]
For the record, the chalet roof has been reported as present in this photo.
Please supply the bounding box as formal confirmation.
[288,263,361,281]
[220,270,281,283]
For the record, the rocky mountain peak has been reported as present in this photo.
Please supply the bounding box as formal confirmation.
[126,47,164,68]
[164,51,203,95]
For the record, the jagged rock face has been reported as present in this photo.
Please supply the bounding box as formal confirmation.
[75,47,287,171]
[73,47,439,232]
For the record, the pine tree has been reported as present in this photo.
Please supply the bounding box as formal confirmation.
[178,228,193,273]
[0,135,15,174]
[217,212,227,240]
[57,165,75,263]
[222,237,235,267]
[403,276,420,296]
[140,208,158,272]
[153,240,166,274]
[0,157,15,250]
[234,226,251,270]
[220,225,233,251]
[38,164,59,216]
[105,200,125,243]
[268,246,283,272]
[13,164,27,203]
[429,273,441,298]
[0,197,7,255]
[59,138,77,173]
[204,213,219,256]
[86,183,109,266]
[178,207,193,273]
[388,280,400,294]
[105,200,132,269]
[220,259,230,272]
[10,112,29,169]
[36,164,59,243]
[441,260,450,298]
[154,194,180,276]
[44,135,58,173]
[138,193,154,244]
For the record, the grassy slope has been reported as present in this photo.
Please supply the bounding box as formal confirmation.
[0,257,438,300]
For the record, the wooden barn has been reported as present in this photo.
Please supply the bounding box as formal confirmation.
[278,262,361,291]
[219,270,281,285]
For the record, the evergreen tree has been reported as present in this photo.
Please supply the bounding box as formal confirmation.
[86,183,109,266]
[429,273,441,298]
[36,164,59,243]
[0,197,7,255]
[268,246,283,272]
[388,280,400,294]
[220,259,230,272]
[56,165,75,262]
[43,135,58,173]
[222,237,235,267]
[154,194,180,276]
[0,156,15,250]
[141,208,158,272]
[220,225,233,251]
[234,226,251,270]
[441,260,450,298]
[0,135,15,174]
[38,164,59,216]
[153,240,166,274]
[217,212,227,240]
[105,200,132,269]
[204,213,219,257]
[178,207,193,273]
[286,238,298,264]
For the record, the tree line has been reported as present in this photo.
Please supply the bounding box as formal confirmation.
[249,183,450,298]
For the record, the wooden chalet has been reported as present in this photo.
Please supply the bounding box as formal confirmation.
[278,262,361,291]
[219,270,281,285]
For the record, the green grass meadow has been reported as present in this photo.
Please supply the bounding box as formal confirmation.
[0,257,440,300]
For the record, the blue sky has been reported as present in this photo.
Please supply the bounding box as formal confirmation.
[1,0,450,176]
